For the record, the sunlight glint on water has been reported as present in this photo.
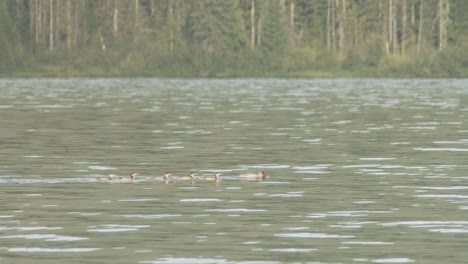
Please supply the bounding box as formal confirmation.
[0,78,467,263]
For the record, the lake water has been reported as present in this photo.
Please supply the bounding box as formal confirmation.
[0,78,467,263]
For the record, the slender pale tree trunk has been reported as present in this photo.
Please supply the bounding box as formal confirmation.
[438,0,449,50]
[327,0,331,50]
[392,0,397,55]
[339,0,346,54]
[113,2,119,34]
[66,0,71,49]
[331,0,336,53]
[257,17,262,47]
[135,0,139,27]
[417,0,423,54]
[49,0,54,51]
[388,0,393,55]
[289,0,294,29]
[38,0,42,45]
[401,0,407,55]
[251,0,255,49]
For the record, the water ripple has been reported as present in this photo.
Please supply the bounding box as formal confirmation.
[8,247,99,252]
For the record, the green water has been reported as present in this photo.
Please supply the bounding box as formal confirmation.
[0,78,467,263]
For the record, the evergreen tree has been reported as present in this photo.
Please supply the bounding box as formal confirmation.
[189,0,247,56]
[259,0,288,54]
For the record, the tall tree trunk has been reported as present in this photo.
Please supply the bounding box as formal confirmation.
[289,0,294,30]
[251,0,255,49]
[56,0,60,49]
[401,0,407,55]
[337,0,346,54]
[113,1,119,34]
[327,0,331,50]
[257,17,262,47]
[438,0,449,50]
[417,0,423,54]
[35,0,39,45]
[49,0,54,51]
[38,0,42,45]
[392,0,397,55]
[388,0,393,55]
[67,0,71,49]
[135,0,139,27]
[331,0,336,53]
[74,0,80,48]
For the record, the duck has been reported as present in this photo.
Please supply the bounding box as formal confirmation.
[204,172,221,182]
[96,174,116,181]
[147,172,172,181]
[239,170,267,180]
[174,171,197,181]
[117,172,138,181]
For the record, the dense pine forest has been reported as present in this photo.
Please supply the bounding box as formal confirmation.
[1,0,467,77]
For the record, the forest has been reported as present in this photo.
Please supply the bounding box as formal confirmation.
[1,0,467,77]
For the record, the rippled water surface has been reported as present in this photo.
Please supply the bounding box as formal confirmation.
[1,78,468,263]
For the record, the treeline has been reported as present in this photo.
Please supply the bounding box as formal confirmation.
[1,0,468,77]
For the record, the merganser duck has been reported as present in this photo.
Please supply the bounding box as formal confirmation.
[118,172,138,181]
[147,172,171,181]
[174,172,197,181]
[239,170,267,180]
[204,173,221,182]
[96,174,116,181]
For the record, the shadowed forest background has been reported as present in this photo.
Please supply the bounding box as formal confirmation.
[1,0,467,77]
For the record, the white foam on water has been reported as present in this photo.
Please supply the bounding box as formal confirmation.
[243,241,260,244]
[206,208,266,212]
[414,194,468,198]
[88,166,115,170]
[329,225,362,229]
[342,241,394,245]
[120,214,181,219]
[87,224,150,233]
[303,138,322,142]
[429,228,468,233]
[282,227,309,230]
[360,158,396,161]
[141,257,279,264]
[118,199,159,202]
[180,198,223,202]
[371,258,414,263]
[416,186,468,190]
[160,146,184,149]
[87,228,139,232]
[1,234,87,241]
[269,192,303,198]
[414,147,468,152]
[0,215,15,218]
[269,248,316,252]
[240,164,290,169]
[0,226,62,231]
[274,232,354,238]
[67,212,101,216]
[353,201,376,204]
[380,221,468,227]
[8,247,98,252]
[294,171,329,174]
[341,165,381,168]
[434,141,466,144]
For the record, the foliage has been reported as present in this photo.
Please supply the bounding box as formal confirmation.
[0,0,467,77]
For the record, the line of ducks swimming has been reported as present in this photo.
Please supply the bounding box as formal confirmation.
[95,171,268,182]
